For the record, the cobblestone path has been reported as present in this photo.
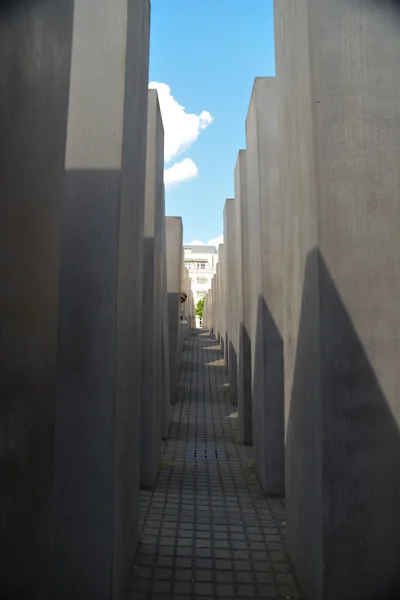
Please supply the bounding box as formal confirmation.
[127,331,301,600]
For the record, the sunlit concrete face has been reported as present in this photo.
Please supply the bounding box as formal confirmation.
[234,150,253,446]
[275,1,400,598]
[160,190,172,440]
[54,2,150,599]
[166,216,183,403]
[245,78,284,495]
[218,244,229,372]
[223,198,239,406]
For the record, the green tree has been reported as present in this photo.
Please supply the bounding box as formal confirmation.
[195,297,205,319]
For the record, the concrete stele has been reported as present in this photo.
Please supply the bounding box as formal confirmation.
[53,2,150,598]
[0,4,74,598]
[215,263,220,341]
[234,150,253,445]
[218,243,228,371]
[140,89,164,490]
[160,191,172,440]
[166,217,183,403]
[224,199,239,405]
[275,1,400,598]
[245,77,284,495]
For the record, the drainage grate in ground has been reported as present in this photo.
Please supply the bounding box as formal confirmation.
[186,447,226,460]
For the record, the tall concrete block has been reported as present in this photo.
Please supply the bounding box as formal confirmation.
[215,264,220,341]
[160,196,171,440]
[209,278,215,338]
[234,151,253,445]
[188,283,194,332]
[213,276,217,338]
[209,280,213,335]
[0,4,74,598]
[214,272,219,340]
[275,1,400,598]
[181,259,190,342]
[166,217,183,403]
[189,272,194,330]
[53,3,150,598]
[218,244,228,369]
[245,78,284,494]
[224,199,239,405]
[140,89,164,489]
[217,271,220,342]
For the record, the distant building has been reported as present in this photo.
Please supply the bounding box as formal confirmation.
[183,245,218,308]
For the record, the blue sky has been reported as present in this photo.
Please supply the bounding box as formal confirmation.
[149,0,275,245]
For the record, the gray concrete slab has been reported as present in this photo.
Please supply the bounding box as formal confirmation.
[181,258,191,342]
[245,78,284,495]
[215,264,220,342]
[209,278,215,339]
[234,151,253,445]
[275,1,400,598]
[214,275,218,340]
[204,294,209,330]
[160,191,172,441]
[166,217,183,403]
[53,3,150,598]
[224,199,238,405]
[140,89,164,490]
[0,4,74,598]
[218,244,228,371]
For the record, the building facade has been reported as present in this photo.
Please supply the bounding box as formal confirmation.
[183,245,218,309]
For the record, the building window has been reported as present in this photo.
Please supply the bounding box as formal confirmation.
[200,263,206,269]
[197,277,208,284]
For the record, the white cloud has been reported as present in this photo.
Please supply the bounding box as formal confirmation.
[164,158,198,188]
[185,234,224,247]
[149,81,213,187]
[149,82,213,162]
[208,234,224,247]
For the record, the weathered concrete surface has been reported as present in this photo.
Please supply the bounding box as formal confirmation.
[166,217,183,403]
[234,151,253,445]
[245,78,284,495]
[224,199,238,405]
[218,244,228,371]
[213,274,218,340]
[187,279,194,332]
[0,4,74,598]
[53,2,150,598]
[160,197,172,440]
[181,259,191,342]
[202,298,206,328]
[140,89,164,490]
[213,276,217,339]
[275,1,400,598]
[209,278,215,339]
[215,264,220,341]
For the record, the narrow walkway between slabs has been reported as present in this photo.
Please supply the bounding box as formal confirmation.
[127,330,301,600]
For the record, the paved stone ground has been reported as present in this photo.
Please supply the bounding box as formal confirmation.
[127,331,301,600]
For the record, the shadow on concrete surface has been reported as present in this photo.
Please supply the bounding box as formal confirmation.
[228,339,238,406]
[252,294,285,497]
[238,322,253,445]
[286,248,400,600]
[0,3,74,597]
